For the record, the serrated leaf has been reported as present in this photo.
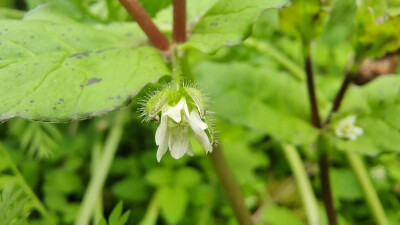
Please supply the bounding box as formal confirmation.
[194,62,320,145]
[181,0,292,53]
[0,7,169,122]
[159,186,188,225]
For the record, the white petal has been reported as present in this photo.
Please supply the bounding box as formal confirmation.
[155,115,168,145]
[193,129,213,153]
[189,110,208,130]
[164,98,186,123]
[186,144,194,156]
[168,126,190,159]
[156,129,169,162]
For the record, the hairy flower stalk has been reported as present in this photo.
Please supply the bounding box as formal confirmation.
[143,87,213,162]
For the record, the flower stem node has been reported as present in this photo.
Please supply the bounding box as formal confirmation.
[144,87,213,162]
[334,115,364,140]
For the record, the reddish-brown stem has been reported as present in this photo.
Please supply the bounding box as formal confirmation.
[173,0,186,43]
[119,0,170,51]
[324,72,353,125]
[209,146,254,225]
[305,57,322,128]
[304,53,338,225]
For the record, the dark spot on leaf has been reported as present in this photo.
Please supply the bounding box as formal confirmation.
[0,32,2,35]
[116,96,121,99]
[81,77,102,87]
[16,73,22,77]
[25,109,29,112]
[56,46,61,50]
[34,63,38,66]
[30,36,34,39]
[76,38,80,41]
[379,99,385,105]
[69,50,93,59]
[0,57,2,60]
[108,97,114,100]
[68,28,72,31]
[30,100,34,103]
[96,48,116,54]
[53,107,57,110]
[224,19,228,22]
[4,28,8,31]
[126,33,133,37]
[61,33,65,37]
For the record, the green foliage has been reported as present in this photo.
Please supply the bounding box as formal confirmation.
[0,182,29,225]
[97,202,130,225]
[0,4,169,122]
[181,0,292,53]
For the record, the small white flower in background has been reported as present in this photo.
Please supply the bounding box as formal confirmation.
[334,115,364,140]
[155,97,212,162]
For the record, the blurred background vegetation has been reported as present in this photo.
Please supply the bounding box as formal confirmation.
[1,0,400,225]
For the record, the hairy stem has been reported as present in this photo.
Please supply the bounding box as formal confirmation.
[304,50,337,225]
[209,145,254,225]
[346,153,390,225]
[0,144,55,224]
[172,48,182,88]
[173,0,186,43]
[282,144,319,225]
[75,111,125,225]
[119,0,170,51]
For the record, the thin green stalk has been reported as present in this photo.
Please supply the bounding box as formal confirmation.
[138,189,161,225]
[91,140,104,225]
[0,143,55,224]
[282,144,319,225]
[244,38,305,81]
[209,145,254,225]
[75,111,125,225]
[346,153,390,225]
[172,48,182,89]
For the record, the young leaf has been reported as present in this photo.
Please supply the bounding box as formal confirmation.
[0,6,169,122]
[159,186,188,225]
[97,201,130,225]
[181,0,292,53]
[0,182,30,225]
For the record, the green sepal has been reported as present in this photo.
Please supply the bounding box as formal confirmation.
[145,88,180,121]
[183,87,207,118]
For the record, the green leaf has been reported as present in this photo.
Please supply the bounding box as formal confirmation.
[280,0,325,43]
[181,0,292,53]
[159,186,188,225]
[320,0,357,45]
[331,168,363,201]
[194,62,320,145]
[0,7,169,122]
[112,178,149,202]
[174,168,202,188]
[98,201,131,225]
[263,205,306,225]
[0,182,29,225]
[146,167,172,187]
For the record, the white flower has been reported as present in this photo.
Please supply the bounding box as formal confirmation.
[335,115,364,140]
[155,97,213,162]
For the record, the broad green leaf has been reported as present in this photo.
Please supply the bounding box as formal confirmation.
[159,186,188,225]
[174,168,202,188]
[181,0,292,53]
[263,205,306,225]
[194,62,321,145]
[320,0,357,45]
[280,0,325,43]
[146,167,172,187]
[331,168,363,201]
[0,6,169,122]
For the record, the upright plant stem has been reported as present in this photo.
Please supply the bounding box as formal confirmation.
[75,112,125,225]
[119,0,170,51]
[0,144,55,224]
[304,50,338,225]
[209,146,254,225]
[282,144,319,225]
[325,72,353,125]
[172,48,182,88]
[346,153,390,225]
[173,0,186,43]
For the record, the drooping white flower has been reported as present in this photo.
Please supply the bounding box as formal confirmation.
[335,115,364,140]
[155,97,213,162]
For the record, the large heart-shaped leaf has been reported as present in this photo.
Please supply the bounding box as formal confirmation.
[0,5,169,122]
[181,0,292,53]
